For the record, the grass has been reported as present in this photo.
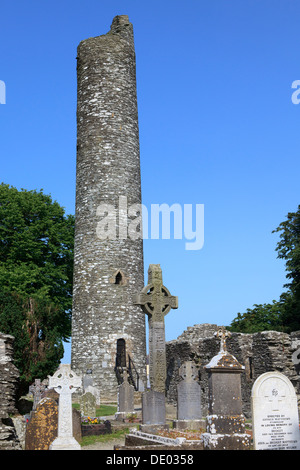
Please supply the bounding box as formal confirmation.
[72,403,117,417]
[80,427,129,447]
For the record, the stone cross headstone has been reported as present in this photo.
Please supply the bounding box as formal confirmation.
[29,379,46,410]
[134,264,178,393]
[251,371,300,450]
[173,361,202,430]
[80,391,97,418]
[115,371,135,421]
[48,364,82,450]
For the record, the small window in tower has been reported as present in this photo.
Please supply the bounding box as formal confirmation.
[115,271,123,285]
[109,269,128,286]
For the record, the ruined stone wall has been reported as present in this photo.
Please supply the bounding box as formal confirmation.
[166,324,300,418]
[71,16,146,400]
[0,333,19,417]
[0,332,21,450]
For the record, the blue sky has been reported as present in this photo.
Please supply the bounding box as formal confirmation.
[1,1,299,363]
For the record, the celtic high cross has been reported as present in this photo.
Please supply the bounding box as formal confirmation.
[134,264,178,393]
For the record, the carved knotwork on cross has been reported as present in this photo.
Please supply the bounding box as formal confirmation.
[215,326,231,353]
[49,364,81,395]
[134,264,178,324]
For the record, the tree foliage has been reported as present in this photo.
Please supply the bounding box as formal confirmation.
[0,184,74,391]
[229,205,300,334]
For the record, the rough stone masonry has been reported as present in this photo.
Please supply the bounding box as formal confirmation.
[71,16,147,400]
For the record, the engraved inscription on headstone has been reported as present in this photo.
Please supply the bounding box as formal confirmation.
[252,371,300,450]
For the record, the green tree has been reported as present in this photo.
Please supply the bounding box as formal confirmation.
[273,205,300,324]
[229,205,300,334]
[0,184,74,391]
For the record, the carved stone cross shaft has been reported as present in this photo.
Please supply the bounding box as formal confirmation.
[134,264,178,393]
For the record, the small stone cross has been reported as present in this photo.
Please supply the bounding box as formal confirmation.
[215,326,231,353]
[48,364,81,450]
[29,379,46,410]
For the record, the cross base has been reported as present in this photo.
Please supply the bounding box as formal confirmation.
[49,436,81,450]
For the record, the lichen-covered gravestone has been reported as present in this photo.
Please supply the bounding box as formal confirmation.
[252,371,300,450]
[25,398,58,450]
[80,391,97,418]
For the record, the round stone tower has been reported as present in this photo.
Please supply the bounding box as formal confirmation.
[71,15,146,400]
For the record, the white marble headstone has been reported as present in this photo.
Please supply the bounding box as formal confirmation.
[251,371,300,450]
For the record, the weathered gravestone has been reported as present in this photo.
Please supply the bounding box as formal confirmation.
[80,391,97,418]
[115,371,135,421]
[201,327,250,450]
[25,398,58,450]
[83,370,100,405]
[173,361,202,431]
[29,379,46,410]
[141,390,166,429]
[135,264,178,432]
[25,398,82,450]
[252,371,300,450]
[48,364,82,450]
